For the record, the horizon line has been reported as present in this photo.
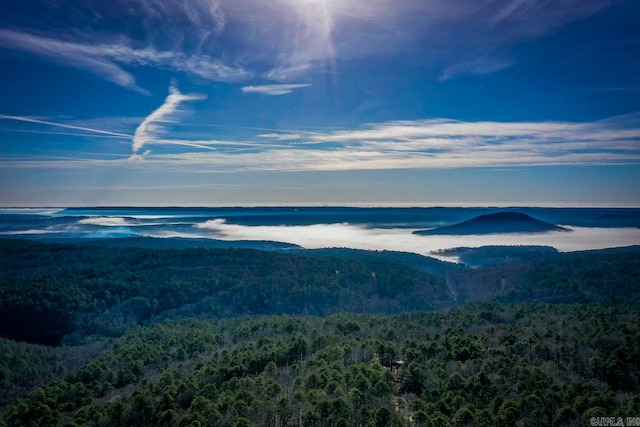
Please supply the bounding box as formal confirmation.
[1,203,640,209]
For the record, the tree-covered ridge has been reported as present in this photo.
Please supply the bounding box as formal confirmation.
[2,239,640,346]
[1,303,639,426]
[434,245,559,267]
[446,247,640,304]
[0,239,450,345]
[513,249,640,303]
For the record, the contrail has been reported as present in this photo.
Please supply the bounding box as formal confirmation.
[132,85,206,153]
[0,114,133,138]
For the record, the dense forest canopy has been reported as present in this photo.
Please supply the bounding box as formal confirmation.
[1,304,639,426]
[0,238,639,426]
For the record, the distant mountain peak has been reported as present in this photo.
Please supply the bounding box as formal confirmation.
[413,211,570,235]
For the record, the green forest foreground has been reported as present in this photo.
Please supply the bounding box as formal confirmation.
[0,239,639,426]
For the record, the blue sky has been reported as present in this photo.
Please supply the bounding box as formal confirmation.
[0,0,639,206]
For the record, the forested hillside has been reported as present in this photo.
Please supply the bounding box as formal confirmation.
[446,246,640,304]
[1,304,639,426]
[0,239,450,346]
[1,239,639,426]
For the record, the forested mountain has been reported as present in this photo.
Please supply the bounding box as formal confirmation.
[1,239,639,426]
[413,212,569,235]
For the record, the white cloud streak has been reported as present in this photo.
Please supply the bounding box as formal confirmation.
[4,111,639,172]
[439,58,515,81]
[141,149,639,173]
[132,85,206,154]
[0,114,133,139]
[127,113,640,171]
[0,30,147,93]
[241,84,311,95]
[0,29,251,92]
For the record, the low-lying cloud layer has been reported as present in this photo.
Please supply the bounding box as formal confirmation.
[193,219,640,255]
[3,211,639,256]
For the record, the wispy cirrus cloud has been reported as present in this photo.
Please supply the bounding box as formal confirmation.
[0,0,226,42]
[0,0,235,94]
[13,111,635,173]
[131,85,206,155]
[0,0,614,88]
[0,29,147,93]
[435,0,611,79]
[154,112,640,171]
[137,147,639,172]
[241,84,311,95]
[0,29,251,93]
[257,133,307,141]
[0,0,240,92]
[439,58,515,81]
[251,0,611,81]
